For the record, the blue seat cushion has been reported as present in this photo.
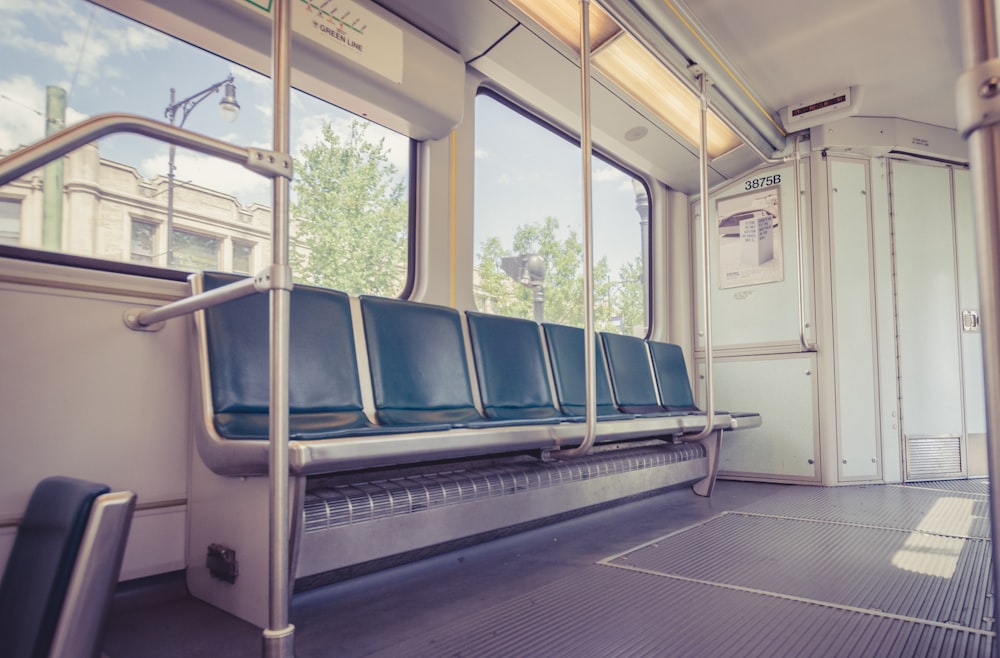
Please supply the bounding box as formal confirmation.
[360,295,484,428]
[0,477,109,658]
[201,273,377,438]
[466,312,566,423]
[541,323,630,419]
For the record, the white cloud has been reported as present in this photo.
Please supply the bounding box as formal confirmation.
[141,150,272,206]
[475,147,489,160]
[0,75,46,151]
[593,164,626,184]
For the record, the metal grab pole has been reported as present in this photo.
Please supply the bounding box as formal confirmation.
[561,0,597,457]
[691,72,716,441]
[793,135,817,352]
[957,3,1000,653]
[263,0,295,655]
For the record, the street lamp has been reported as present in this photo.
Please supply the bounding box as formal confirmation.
[502,253,546,321]
[163,74,240,265]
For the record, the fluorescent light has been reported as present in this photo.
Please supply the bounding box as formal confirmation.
[508,0,742,159]
[593,33,741,158]
[509,0,621,52]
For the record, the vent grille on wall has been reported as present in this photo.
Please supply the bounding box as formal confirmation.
[905,435,964,481]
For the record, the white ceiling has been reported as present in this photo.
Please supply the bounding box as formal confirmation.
[681,0,965,130]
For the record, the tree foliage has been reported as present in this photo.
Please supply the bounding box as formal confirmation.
[290,120,407,295]
[475,216,646,334]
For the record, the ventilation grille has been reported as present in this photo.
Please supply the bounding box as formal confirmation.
[905,435,963,481]
[303,443,704,532]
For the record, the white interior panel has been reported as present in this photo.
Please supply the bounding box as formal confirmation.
[709,354,819,481]
[828,158,880,480]
[695,162,807,351]
[890,161,964,440]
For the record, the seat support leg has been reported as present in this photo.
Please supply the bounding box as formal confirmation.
[692,429,723,497]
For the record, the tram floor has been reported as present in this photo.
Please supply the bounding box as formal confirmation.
[102,478,995,657]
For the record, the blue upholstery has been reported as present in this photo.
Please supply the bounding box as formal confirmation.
[0,477,108,658]
[601,333,685,416]
[202,272,389,439]
[647,340,700,413]
[360,295,484,428]
[466,312,566,423]
[541,323,631,420]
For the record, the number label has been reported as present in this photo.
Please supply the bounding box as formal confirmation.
[744,174,781,191]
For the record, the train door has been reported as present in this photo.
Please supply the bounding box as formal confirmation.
[889,160,986,480]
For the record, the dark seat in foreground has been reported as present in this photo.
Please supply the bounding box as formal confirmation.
[0,476,135,658]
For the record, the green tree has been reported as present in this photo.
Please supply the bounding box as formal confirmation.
[475,216,645,334]
[290,120,406,295]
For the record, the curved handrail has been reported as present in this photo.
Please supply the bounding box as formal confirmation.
[0,113,252,188]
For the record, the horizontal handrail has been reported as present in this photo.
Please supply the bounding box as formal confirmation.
[0,113,264,188]
[123,265,292,331]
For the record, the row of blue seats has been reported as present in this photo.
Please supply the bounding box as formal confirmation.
[192,272,759,477]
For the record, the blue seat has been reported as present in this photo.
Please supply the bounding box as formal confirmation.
[0,476,135,658]
[601,333,687,417]
[541,323,633,420]
[359,295,485,428]
[466,312,566,424]
[648,339,761,420]
[646,340,701,413]
[202,272,394,440]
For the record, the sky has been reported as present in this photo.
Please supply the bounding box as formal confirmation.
[0,0,644,274]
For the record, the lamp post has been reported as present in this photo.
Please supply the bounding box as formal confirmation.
[502,253,546,321]
[164,74,240,265]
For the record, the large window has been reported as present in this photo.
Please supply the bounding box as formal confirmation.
[0,0,411,296]
[474,93,649,335]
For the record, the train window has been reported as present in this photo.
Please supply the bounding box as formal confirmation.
[474,93,649,335]
[0,0,412,296]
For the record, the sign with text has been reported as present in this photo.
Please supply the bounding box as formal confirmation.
[716,187,784,289]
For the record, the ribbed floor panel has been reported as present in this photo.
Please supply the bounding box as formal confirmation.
[370,566,994,658]
[734,483,991,538]
[903,478,990,496]
[605,513,993,631]
[367,481,996,658]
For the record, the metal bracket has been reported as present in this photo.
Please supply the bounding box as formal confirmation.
[253,264,294,292]
[245,148,293,180]
[956,57,1000,139]
[122,308,165,332]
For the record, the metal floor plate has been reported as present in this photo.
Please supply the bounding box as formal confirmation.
[370,481,996,657]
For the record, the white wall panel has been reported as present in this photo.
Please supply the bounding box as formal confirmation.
[828,159,880,480]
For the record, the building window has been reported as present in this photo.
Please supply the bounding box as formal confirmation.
[473,92,649,335]
[130,220,156,264]
[232,241,253,274]
[172,229,219,270]
[0,198,20,245]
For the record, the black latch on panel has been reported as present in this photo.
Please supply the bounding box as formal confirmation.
[206,543,238,583]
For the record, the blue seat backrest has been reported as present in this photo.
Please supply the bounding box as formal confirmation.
[201,272,375,439]
[600,332,668,414]
[541,323,622,417]
[0,476,108,658]
[466,312,564,422]
[648,340,701,412]
[360,295,484,427]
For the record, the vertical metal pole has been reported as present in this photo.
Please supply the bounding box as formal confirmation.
[691,72,716,441]
[42,86,66,250]
[165,89,177,267]
[264,0,294,655]
[561,0,597,457]
[958,2,1000,649]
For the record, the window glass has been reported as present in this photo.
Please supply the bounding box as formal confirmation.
[232,241,253,275]
[0,0,411,296]
[130,219,156,264]
[474,93,649,335]
[0,198,20,245]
